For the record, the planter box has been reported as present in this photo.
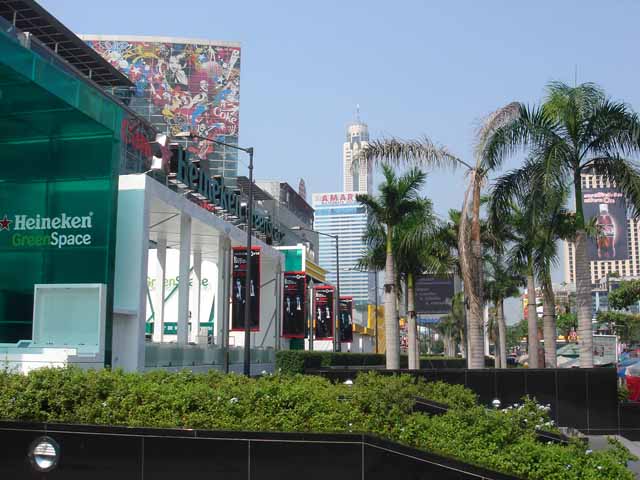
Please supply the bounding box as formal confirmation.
[307,367,625,438]
[412,396,573,446]
[0,421,519,479]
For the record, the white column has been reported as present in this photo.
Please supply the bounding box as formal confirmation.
[274,260,282,350]
[191,251,202,343]
[177,214,191,345]
[152,237,167,343]
[216,235,231,373]
[216,236,230,347]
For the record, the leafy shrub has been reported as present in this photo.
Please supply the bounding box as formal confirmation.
[415,380,477,410]
[618,383,630,402]
[275,351,464,374]
[0,368,635,479]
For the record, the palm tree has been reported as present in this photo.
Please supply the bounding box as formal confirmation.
[358,194,452,369]
[490,160,572,368]
[357,165,428,369]
[436,292,466,357]
[360,106,520,369]
[533,191,573,368]
[482,81,640,367]
[484,252,524,368]
[488,193,543,368]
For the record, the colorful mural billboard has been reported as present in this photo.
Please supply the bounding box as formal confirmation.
[84,36,240,177]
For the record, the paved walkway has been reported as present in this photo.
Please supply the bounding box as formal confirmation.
[588,435,640,478]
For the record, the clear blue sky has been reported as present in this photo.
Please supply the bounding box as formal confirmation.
[41,0,640,322]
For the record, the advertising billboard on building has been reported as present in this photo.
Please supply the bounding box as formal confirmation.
[339,296,353,343]
[282,272,306,338]
[84,36,240,178]
[593,335,617,365]
[414,274,455,315]
[314,286,334,340]
[583,187,628,261]
[231,247,260,331]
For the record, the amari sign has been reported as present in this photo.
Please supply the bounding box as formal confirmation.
[1,212,96,249]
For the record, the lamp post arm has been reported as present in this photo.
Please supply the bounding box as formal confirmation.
[187,133,253,154]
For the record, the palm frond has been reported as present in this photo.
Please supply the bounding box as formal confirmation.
[589,156,640,218]
[360,136,469,170]
[545,81,605,122]
[356,193,384,222]
[475,102,521,164]
[581,100,640,159]
[482,103,565,171]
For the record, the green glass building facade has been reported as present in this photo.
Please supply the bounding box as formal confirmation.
[0,22,129,364]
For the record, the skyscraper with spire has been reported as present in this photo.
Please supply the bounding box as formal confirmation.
[312,106,374,316]
[343,106,372,193]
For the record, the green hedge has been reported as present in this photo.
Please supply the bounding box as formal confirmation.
[275,351,386,374]
[0,368,634,479]
[275,351,491,374]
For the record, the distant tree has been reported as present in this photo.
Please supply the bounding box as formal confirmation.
[596,311,640,345]
[506,320,528,350]
[609,280,640,311]
[556,312,578,340]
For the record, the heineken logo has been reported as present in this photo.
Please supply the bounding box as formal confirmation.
[0,215,11,231]
[1,212,95,249]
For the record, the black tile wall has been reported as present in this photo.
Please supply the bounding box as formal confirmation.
[495,369,526,408]
[39,431,142,480]
[557,369,589,430]
[0,424,523,480]
[620,403,640,441]
[466,370,496,405]
[422,368,467,386]
[250,439,362,480]
[525,370,558,422]
[364,444,470,480]
[144,436,248,480]
[587,369,618,431]
[0,428,48,479]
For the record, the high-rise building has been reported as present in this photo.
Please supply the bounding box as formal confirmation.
[83,35,241,181]
[563,173,638,285]
[343,109,372,193]
[312,192,370,303]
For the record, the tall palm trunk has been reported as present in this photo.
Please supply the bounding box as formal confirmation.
[494,328,501,369]
[407,273,418,370]
[573,175,593,368]
[459,324,467,359]
[542,280,557,368]
[461,173,485,369]
[496,298,507,369]
[384,226,400,369]
[527,268,540,368]
[575,229,593,368]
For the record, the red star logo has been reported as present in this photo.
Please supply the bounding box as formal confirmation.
[0,215,11,231]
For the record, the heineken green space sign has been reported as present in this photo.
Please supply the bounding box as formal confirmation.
[176,154,285,242]
[0,212,95,249]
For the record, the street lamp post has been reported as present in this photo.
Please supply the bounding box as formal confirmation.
[292,226,341,352]
[175,131,254,376]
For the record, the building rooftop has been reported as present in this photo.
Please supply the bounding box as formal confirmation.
[0,0,133,88]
